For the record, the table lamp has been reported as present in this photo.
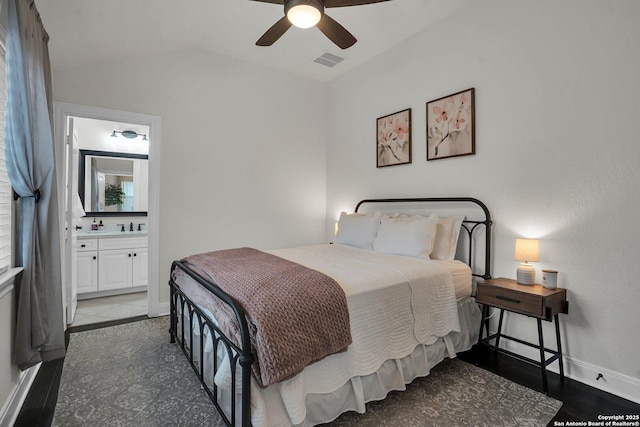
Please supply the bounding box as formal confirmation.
[515,238,539,285]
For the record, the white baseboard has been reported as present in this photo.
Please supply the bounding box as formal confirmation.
[77,286,147,301]
[155,301,170,317]
[500,340,640,405]
[0,363,41,427]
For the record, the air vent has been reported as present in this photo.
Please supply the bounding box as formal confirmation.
[313,51,346,68]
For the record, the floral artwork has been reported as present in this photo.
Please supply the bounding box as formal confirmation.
[377,108,411,167]
[426,88,475,161]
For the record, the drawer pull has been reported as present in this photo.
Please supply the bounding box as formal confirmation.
[81,244,86,248]
[496,295,520,304]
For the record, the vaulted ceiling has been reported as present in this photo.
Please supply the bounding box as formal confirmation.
[35,0,472,81]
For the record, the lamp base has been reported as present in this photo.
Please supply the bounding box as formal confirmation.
[517,263,535,285]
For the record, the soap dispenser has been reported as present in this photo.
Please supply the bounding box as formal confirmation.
[91,218,98,231]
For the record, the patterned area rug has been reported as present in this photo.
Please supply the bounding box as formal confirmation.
[53,317,224,426]
[325,358,562,426]
[54,317,562,426]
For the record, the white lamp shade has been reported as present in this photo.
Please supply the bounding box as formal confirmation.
[287,4,322,28]
[515,238,539,285]
[514,238,539,262]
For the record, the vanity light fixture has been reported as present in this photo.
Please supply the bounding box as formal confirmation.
[515,238,539,285]
[111,130,148,141]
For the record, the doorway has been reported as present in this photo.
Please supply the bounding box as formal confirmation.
[53,103,161,326]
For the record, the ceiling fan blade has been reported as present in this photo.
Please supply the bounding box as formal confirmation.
[256,16,293,46]
[249,0,284,4]
[324,0,390,7]
[316,14,357,49]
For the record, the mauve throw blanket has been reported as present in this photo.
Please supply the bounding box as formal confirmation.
[182,247,352,387]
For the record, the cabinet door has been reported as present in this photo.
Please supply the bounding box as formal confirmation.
[98,249,133,290]
[76,251,98,293]
[131,247,148,287]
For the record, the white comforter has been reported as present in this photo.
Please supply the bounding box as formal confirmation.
[177,244,465,426]
[272,244,460,364]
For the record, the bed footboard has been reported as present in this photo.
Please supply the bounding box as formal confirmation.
[169,260,254,427]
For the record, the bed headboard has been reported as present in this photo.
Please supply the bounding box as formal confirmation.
[354,197,492,280]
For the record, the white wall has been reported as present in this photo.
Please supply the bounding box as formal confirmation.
[326,0,640,385]
[52,48,328,303]
[0,284,20,425]
[0,274,40,427]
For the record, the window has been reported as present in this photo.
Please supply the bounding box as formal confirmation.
[0,27,11,274]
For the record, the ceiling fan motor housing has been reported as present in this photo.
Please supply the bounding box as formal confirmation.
[255,0,384,49]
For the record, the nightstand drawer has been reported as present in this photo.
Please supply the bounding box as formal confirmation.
[477,285,543,317]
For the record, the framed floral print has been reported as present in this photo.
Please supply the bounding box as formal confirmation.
[426,88,475,161]
[377,108,412,168]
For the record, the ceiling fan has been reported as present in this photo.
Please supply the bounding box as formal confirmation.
[252,0,391,49]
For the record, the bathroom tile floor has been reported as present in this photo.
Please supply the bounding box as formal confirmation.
[69,292,147,327]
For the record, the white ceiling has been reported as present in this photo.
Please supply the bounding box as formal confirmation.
[35,0,472,82]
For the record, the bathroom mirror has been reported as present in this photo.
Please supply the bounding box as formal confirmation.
[79,150,148,216]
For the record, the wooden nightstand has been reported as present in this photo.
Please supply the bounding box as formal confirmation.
[476,277,569,393]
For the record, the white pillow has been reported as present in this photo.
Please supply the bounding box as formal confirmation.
[431,216,465,261]
[372,213,438,258]
[335,211,382,249]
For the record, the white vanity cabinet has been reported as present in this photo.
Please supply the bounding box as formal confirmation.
[131,247,148,287]
[98,237,147,290]
[77,235,148,297]
[98,248,134,290]
[76,239,98,293]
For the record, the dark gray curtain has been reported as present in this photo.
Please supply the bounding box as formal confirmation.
[5,0,65,369]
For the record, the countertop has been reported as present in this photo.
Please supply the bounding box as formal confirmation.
[77,230,148,238]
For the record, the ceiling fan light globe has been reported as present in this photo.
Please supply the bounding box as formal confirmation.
[287,4,322,28]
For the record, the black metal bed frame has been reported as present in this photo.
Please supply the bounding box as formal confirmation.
[168,197,492,427]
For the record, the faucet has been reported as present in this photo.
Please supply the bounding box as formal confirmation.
[137,223,145,232]
[117,223,125,232]
[129,222,134,232]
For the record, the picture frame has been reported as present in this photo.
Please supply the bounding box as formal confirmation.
[376,108,412,168]
[426,88,475,161]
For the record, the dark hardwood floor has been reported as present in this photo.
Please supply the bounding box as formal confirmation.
[458,346,640,425]
[14,323,639,427]
[13,355,65,427]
